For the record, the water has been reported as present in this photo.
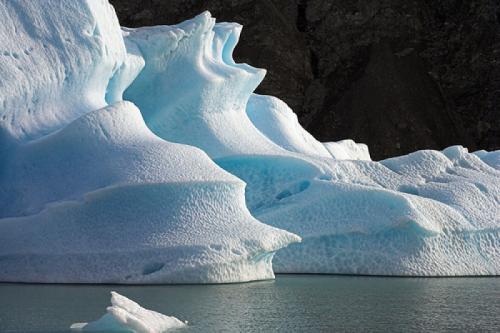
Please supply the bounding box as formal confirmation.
[0,275,499,332]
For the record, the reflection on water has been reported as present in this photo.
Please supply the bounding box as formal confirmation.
[0,275,499,332]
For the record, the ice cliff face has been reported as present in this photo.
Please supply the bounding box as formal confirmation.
[0,1,498,282]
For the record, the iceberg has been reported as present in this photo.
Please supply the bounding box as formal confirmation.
[122,15,283,159]
[246,94,332,158]
[0,0,126,145]
[71,291,186,332]
[122,11,499,276]
[0,0,498,282]
[0,1,299,283]
[323,140,371,161]
[473,150,500,170]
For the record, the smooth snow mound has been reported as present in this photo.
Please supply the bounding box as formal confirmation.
[71,291,186,333]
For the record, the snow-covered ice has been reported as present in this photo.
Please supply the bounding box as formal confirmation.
[71,291,186,332]
[323,140,371,161]
[0,0,498,282]
[473,150,500,170]
[0,0,126,144]
[246,94,332,158]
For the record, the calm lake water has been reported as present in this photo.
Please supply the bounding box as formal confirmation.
[0,275,499,332]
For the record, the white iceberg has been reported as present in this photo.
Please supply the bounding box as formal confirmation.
[71,291,186,332]
[323,140,371,161]
[0,0,498,281]
[0,1,299,284]
[246,94,332,158]
[121,10,499,276]
[473,150,500,170]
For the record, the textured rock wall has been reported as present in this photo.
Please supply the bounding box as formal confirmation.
[111,0,499,159]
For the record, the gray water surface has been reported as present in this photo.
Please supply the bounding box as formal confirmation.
[0,275,499,332]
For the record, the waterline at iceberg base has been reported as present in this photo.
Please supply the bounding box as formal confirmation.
[0,0,498,283]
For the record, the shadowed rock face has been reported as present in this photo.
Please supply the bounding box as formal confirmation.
[111,0,500,160]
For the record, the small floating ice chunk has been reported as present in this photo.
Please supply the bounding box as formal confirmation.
[71,291,187,333]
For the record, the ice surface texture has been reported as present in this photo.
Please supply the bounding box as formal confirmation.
[0,1,299,283]
[0,0,125,144]
[71,291,186,332]
[0,0,498,282]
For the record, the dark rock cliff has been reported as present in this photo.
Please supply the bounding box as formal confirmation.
[111,0,500,160]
